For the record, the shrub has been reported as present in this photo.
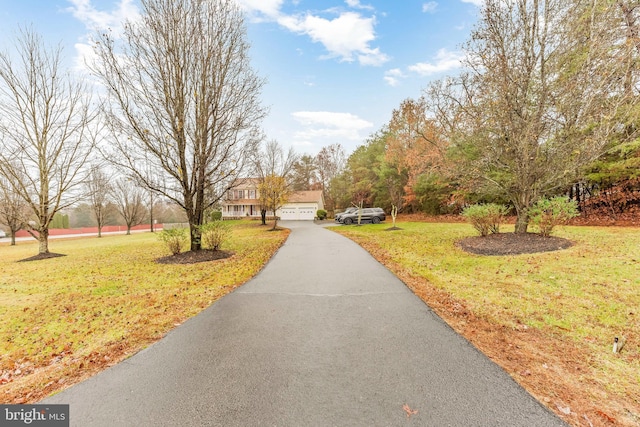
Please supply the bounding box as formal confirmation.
[159,227,187,255]
[200,220,232,251]
[316,209,327,220]
[462,203,508,237]
[528,197,578,237]
[208,210,222,221]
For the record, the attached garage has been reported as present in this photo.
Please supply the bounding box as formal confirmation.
[277,190,325,221]
[279,207,316,221]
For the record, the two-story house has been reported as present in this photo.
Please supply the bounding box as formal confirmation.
[222,178,264,219]
[222,178,324,220]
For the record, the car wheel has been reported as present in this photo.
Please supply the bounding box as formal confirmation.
[372,216,381,224]
[343,217,353,225]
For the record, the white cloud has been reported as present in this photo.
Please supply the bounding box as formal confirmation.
[292,111,373,141]
[66,0,141,74]
[461,0,483,6]
[236,0,284,20]
[238,0,387,67]
[408,48,464,76]
[345,0,375,11]
[66,0,140,34]
[279,12,388,66]
[422,2,438,13]
[72,42,97,74]
[384,68,405,87]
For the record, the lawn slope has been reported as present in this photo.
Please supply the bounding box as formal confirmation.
[0,222,289,403]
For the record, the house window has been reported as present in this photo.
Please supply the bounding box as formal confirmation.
[248,189,256,199]
[237,190,244,199]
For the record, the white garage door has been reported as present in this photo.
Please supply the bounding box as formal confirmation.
[280,207,316,220]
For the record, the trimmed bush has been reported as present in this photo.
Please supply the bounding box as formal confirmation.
[462,203,508,237]
[316,209,327,220]
[200,220,232,251]
[528,197,578,237]
[159,227,187,255]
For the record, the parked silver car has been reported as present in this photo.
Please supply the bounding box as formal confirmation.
[334,207,358,222]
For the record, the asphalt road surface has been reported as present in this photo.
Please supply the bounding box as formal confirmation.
[43,221,567,427]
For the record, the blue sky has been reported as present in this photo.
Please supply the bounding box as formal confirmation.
[0,0,482,156]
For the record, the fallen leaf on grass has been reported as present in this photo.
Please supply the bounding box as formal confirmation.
[403,404,418,418]
[595,409,616,423]
[555,403,571,415]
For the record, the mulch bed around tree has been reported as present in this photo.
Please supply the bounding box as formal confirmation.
[456,232,573,256]
[18,253,67,262]
[156,250,233,264]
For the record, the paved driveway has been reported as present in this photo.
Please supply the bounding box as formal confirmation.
[43,221,567,426]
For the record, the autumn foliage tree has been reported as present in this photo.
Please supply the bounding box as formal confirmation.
[251,140,298,225]
[258,174,291,230]
[385,97,448,213]
[429,0,637,233]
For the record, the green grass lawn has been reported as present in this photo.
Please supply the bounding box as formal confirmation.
[334,222,640,426]
[0,221,289,402]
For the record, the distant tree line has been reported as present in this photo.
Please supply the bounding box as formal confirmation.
[288,0,640,233]
[1,0,638,254]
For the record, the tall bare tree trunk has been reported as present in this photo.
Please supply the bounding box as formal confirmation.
[91,0,266,251]
[38,229,49,254]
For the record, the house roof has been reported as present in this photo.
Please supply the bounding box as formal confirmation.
[287,190,324,203]
[229,177,261,187]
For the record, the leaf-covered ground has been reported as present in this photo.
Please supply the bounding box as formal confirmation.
[0,221,289,403]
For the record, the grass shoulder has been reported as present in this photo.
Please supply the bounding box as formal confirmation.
[333,221,640,427]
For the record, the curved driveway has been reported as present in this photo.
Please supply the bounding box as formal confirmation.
[44,221,566,426]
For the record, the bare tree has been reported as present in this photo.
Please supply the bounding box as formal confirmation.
[251,140,299,225]
[146,188,157,233]
[85,165,113,237]
[112,178,146,235]
[615,2,640,96]
[91,0,266,251]
[0,29,96,254]
[0,171,29,245]
[315,144,346,214]
[429,0,637,233]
